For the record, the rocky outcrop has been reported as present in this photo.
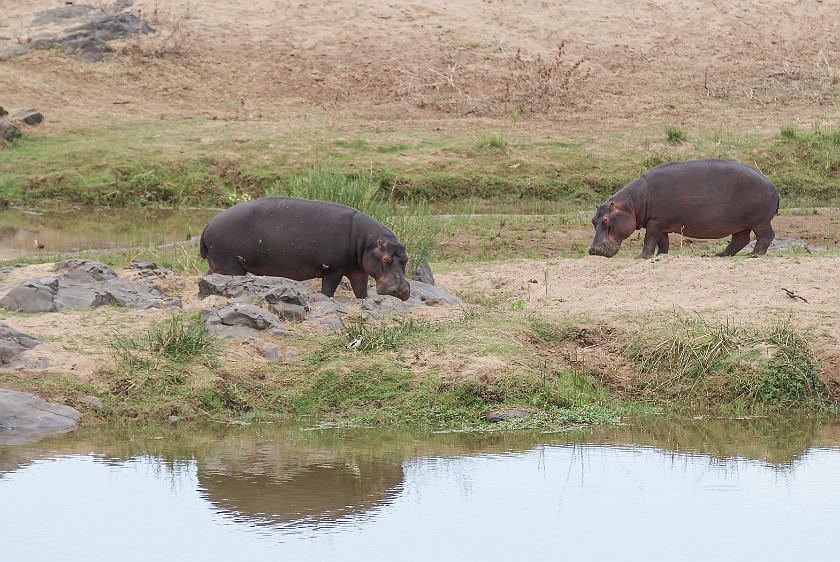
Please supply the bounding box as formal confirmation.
[198,274,463,338]
[0,2,154,63]
[0,388,80,445]
[0,259,181,312]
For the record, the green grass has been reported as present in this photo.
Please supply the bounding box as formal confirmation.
[625,316,828,411]
[3,119,839,210]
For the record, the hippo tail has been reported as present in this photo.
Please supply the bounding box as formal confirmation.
[199,225,209,259]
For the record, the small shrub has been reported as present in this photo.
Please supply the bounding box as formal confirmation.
[779,123,797,140]
[665,125,687,143]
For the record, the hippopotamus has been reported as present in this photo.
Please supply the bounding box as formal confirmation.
[200,197,411,300]
[588,159,779,259]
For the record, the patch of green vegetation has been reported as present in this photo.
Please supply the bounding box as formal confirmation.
[665,125,687,143]
[625,316,828,411]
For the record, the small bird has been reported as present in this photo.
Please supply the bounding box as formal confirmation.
[346,334,362,349]
[34,239,45,250]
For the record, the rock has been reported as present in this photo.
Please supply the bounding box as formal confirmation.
[0,120,22,141]
[129,260,159,270]
[371,280,463,305]
[0,10,155,63]
[362,294,411,320]
[168,415,181,423]
[0,277,61,313]
[0,260,181,312]
[0,388,80,444]
[79,395,104,409]
[201,304,287,337]
[0,323,45,368]
[199,274,314,306]
[413,261,436,286]
[248,337,280,360]
[268,302,308,322]
[56,259,118,282]
[486,408,535,423]
[0,106,7,117]
[14,109,43,126]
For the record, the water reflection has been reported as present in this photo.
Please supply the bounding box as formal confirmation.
[1,417,839,561]
[0,208,218,260]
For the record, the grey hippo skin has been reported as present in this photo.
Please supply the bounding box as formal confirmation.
[588,159,779,259]
[200,197,411,300]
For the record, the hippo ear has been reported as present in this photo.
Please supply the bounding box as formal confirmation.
[609,201,616,211]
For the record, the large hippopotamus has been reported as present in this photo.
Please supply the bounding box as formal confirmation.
[588,159,779,259]
[200,197,411,300]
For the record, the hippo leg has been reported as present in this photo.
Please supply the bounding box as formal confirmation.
[656,233,670,255]
[716,230,751,256]
[320,269,345,298]
[748,223,776,257]
[638,222,664,258]
[346,270,370,299]
[207,256,247,276]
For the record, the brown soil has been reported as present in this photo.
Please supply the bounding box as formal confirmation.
[1,0,838,134]
[1,1,839,398]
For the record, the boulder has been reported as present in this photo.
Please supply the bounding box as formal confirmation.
[0,388,80,445]
[0,260,181,312]
[201,304,288,338]
[14,109,43,126]
[0,120,21,141]
[0,323,47,368]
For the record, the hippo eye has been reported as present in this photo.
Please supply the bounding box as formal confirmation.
[602,216,610,226]
[382,255,392,265]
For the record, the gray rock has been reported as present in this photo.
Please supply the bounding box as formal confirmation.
[486,408,534,423]
[199,274,314,305]
[79,395,104,409]
[56,259,118,282]
[301,316,344,333]
[0,261,181,312]
[14,109,43,126]
[248,337,280,361]
[413,261,436,286]
[129,260,159,270]
[269,302,308,322]
[0,120,21,141]
[371,280,463,305]
[0,277,61,312]
[201,304,287,337]
[0,323,43,367]
[362,294,411,320]
[0,388,80,444]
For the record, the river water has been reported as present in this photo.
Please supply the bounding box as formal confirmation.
[0,208,219,260]
[1,416,838,561]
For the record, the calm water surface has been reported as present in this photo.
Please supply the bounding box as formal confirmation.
[0,208,219,260]
[2,417,839,562]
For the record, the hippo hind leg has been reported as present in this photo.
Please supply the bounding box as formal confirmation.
[207,255,248,275]
[656,233,670,255]
[747,223,776,257]
[716,230,751,257]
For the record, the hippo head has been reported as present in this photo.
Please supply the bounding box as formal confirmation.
[588,200,637,258]
[363,239,411,301]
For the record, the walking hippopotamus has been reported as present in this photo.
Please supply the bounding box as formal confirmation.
[200,197,411,300]
[588,159,779,259]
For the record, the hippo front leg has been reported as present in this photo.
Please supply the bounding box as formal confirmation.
[320,269,345,298]
[346,270,370,299]
[656,233,670,255]
[638,223,663,259]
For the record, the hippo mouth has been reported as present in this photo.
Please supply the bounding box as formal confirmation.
[376,279,411,301]
[588,242,620,258]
